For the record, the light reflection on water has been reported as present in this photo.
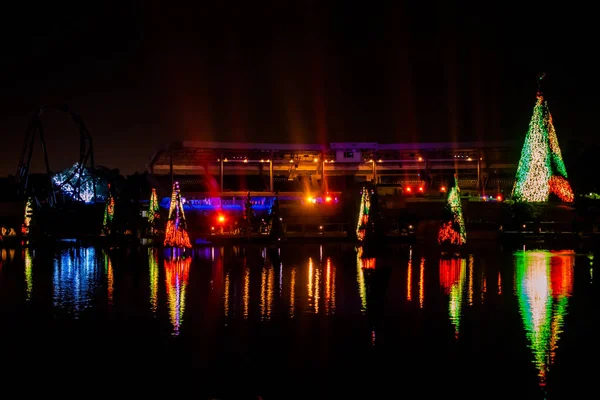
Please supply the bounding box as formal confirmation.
[0,243,595,397]
[164,255,191,335]
[514,250,575,388]
[52,247,101,317]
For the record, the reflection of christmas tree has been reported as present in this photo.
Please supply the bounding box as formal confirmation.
[102,184,115,235]
[356,187,370,241]
[438,176,466,245]
[164,181,192,248]
[21,197,34,235]
[512,78,574,203]
[148,188,160,232]
[515,250,574,388]
[164,255,191,335]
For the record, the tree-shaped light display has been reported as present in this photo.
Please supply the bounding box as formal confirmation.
[356,187,370,241]
[438,176,467,246]
[102,184,115,235]
[512,82,574,203]
[148,188,160,232]
[164,181,192,248]
[21,197,34,235]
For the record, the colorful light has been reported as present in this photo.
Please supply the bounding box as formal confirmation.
[439,257,467,338]
[512,92,574,203]
[52,162,105,203]
[21,197,33,235]
[438,176,467,245]
[102,184,114,235]
[164,255,191,335]
[148,188,160,228]
[164,181,192,248]
[356,188,370,241]
[515,250,574,388]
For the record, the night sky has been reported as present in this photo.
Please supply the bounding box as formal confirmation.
[0,1,595,177]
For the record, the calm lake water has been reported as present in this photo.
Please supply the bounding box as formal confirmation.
[0,243,597,398]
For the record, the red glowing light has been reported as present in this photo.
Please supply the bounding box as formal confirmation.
[325,196,332,202]
[218,215,225,223]
[441,187,446,192]
[406,187,411,192]
[418,187,423,192]
[496,195,502,201]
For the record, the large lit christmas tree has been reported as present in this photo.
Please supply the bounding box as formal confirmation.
[438,176,467,246]
[512,75,574,203]
[102,184,115,235]
[164,181,192,248]
[148,188,160,233]
[356,187,370,241]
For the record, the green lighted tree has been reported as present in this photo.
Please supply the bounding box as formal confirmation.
[512,75,574,203]
[438,176,466,246]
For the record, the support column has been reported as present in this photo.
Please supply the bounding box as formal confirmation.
[477,152,481,191]
[321,153,326,191]
[269,151,274,193]
[371,160,376,184]
[220,152,224,193]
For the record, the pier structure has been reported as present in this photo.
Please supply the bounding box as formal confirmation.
[144,140,519,238]
[147,140,518,196]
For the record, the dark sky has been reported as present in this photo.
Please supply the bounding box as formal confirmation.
[0,1,595,176]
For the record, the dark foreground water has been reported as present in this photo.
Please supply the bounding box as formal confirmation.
[0,243,597,398]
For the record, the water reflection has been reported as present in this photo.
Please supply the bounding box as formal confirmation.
[103,250,114,305]
[261,257,274,320]
[515,250,575,388]
[418,257,425,308]
[164,255,191,335]
[148,249,159,313]
[24,248,33,302]
[439,257,467,338]
[356,249,368,313]
[53,247,100,317]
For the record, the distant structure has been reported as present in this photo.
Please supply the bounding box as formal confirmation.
[146,140,518,196]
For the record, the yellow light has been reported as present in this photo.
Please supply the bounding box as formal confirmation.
[467,157,472,161]
[224,158,228,162]
[243,159,248,163]
[417,156,423,161]
[266,159,270,162]
[289,159,294,163]
[313,158,318,162]
[260,159,264,162]
[377,159,382,163]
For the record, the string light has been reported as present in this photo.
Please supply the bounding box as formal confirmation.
[21,197,33,235]
[512,92,574,203]
[438,176,466,245]
[164,181,192,248]
[102,184,114,235]
[356,187,370,241]
[148,188,160,228]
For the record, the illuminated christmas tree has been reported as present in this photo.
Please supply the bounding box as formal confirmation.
[21,197,34,235]
[438,176,467,246]
[356,187,370,241]
[148,188,160,232]
[164,181,192,248]
[102,184,115,235]
[512,76,574,203]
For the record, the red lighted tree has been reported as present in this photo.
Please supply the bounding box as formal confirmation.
[164,181,192,248]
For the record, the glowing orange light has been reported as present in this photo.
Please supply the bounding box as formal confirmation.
[417,157,423,161]
[325,196,332,202]
[497,195,502,201]
[418,187,423,192]
[218,215,225,223]
[441,187,446,192]
[406,187,411,192]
